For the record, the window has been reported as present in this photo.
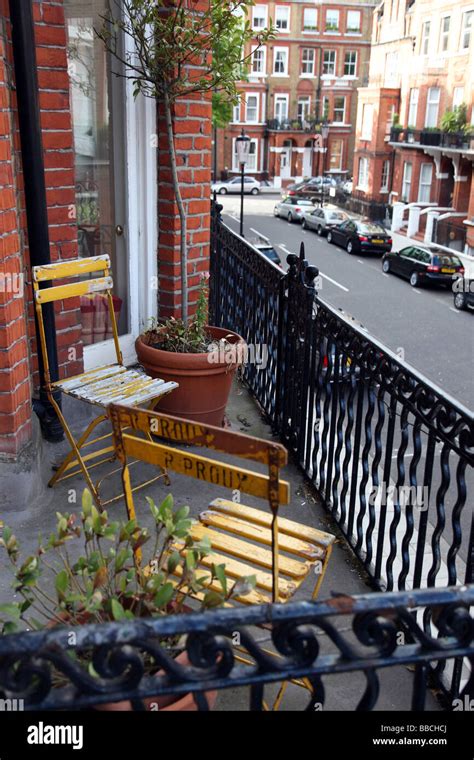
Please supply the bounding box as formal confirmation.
[303,8,317,31]
[329,139,343,170]
[322,50,336,75]
[233,138,258,171]
[322,96,330,120]
[232,101,241,122]
[358,157,369,190]
[418,163,432,203]
[361,103,373,140]
[439,16,450,52]
[408,88,419,126]
[401,162,412,202]
[274,94,288,121]
[252,5,267,30]
[301,48,315,75]
[333,97,346,123]
[344,51,357,76]
[273,47,289,75]
[453,87,464,109]
[245,94,259,122]
[386,103,396,133]
[384,52,399,86]
[421,21,430,55]
[461,11,473,49]
[275,6,290,31]
[251,46,266,74]
[297,97,311,122]
[425,87,440,128]
[325,9,339,31]
[380,160,390,192]
[346,10,361,33]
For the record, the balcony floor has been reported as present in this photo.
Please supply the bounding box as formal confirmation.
[0,377,441,711]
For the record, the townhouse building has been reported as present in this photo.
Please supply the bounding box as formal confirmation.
[352,0,474,254]
[217,0,376,188]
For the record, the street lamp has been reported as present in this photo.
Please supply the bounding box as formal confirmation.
[321,120,330,207]
[235,128,251,237]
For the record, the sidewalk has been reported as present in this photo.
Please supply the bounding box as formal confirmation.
[0,377,441,711]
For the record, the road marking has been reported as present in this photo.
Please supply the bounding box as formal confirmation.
[449,307,461,314]
[381,273,389,278]
[413,289,422,294]
[278,244,349,292]
[249,227,269,241]
[357,259,364,264]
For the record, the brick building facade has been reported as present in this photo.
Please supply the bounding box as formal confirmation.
[0,0,211,462]
[216,0,376,188]
[352,0,474,254]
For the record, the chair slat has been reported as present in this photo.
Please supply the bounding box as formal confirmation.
[35,276,113,304]
[122,434,290,503]
[33,255,110,282]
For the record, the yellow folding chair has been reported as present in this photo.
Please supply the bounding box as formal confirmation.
[109,403,335,707]
[33,255,178,507]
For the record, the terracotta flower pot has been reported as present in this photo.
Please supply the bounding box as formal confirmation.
[94,650,218,712]
[136,325,245,426]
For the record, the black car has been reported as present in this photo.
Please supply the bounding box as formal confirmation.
[326,219,392,254]
[382,246,464,288]
[453,278,474,310]
[255,243,282,266]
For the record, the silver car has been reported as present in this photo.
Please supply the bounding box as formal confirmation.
[302,207,349,235]
[211,176,260,195]
[273,197,314,223]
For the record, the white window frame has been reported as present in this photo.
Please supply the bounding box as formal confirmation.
[408,88,419,127]
[344,50,357,76]
[439,15,450,52]
[333,96,346,124]
[275,6,290,32]
[425,86,440,128]
[358,157,369,190]
[401,161,412,202]
[245,93,260,123]
[418,163,432,203]
[301,48,315,76]
[233,137,258,172]
[251,45,266,75]
[329,139,343,171]
[252,5,267,30]
[303,7,318,31]
[421,21,431,55]
[380,159,390,192]
[273,46,289,75]
[322,49,336,76]
[453,87,464,109]
[461,10,473,50]
[384,52,399,86]
[322,96,330,120]
[274,93,289,121]
[325,9,339,32]
[232,101,241,122]
[361,103,373,140]
[346,10,361,33]
[297,96,311,122]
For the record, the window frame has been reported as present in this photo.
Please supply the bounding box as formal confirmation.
[275,5,291,32]
[322,49,336,76]
[424,86,440,128]
[274,93,289,121]
[421,20,431,55]
[408,88,419,127]
[301,47,315,76]
[357,156,369,190]
[343,50,357,76]
[297,96,311,122]
[380,159,390,192]
[245,93,260,123]
[439,15,450,52]
[418,163,433,203]
[329,138,343,171]
[346,10,361,33]
[233,137,258,171]
[333,96,346,124]
[252,5,268,30]
[251,45,266,75]
[303,7,318,31]
[273,46,289,76]
[461,10,473,50]
[325,9,340,32]
[401,161,413,202]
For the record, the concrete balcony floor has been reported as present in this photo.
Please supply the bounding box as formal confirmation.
[0,377,441,711]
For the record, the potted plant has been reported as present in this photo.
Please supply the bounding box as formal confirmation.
[0,489,256,711]
[136,277,245,425]
[420,126,442,146]
[390,113,403,142]
[95,1,274,424]
[406,125,417,143]
[440,104,471,148]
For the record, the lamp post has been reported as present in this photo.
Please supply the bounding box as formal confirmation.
[321,120,330,207]
[235,128,250,237]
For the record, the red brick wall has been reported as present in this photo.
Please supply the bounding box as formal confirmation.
[157,93,212,319]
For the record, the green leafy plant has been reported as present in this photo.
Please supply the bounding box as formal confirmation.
[392,113,401,128]
[0,489,256,637]
[97,0,274,324]
[440,104,470,135]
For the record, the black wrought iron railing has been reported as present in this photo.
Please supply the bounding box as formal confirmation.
[210,205,474,606]
[0,586,472,709]
[267,117,320,132]
[433,219,467,253]
[389,127,473,150]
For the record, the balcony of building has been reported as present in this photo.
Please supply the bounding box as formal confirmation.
[389,127,474,156]
[266,117,321,133]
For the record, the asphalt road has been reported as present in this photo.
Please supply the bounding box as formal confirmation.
[221,195,473,410]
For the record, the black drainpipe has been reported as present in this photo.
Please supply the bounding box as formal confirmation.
[9,0,63,441]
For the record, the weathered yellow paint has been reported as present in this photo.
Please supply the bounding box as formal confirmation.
[33,255,110,282]
[199,510,323,561]
[34,276,114,304]
[210,498,336,549]
[189,523,310,578]
[122,434,290,503]
[170,564,272,605]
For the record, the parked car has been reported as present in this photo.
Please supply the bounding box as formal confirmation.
[341,180,353,194]
[285,176,336,198]
[327,219,392,254]
[302,207,350,235]
[273,197,314,222]
[382,246,464,287]
[453,278,474,310]
[255,243,282,266]
[211,177,260,195]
